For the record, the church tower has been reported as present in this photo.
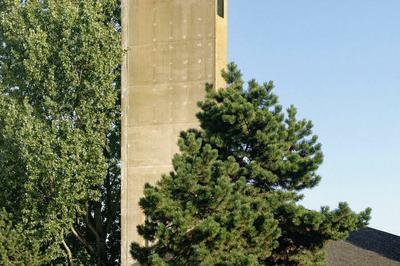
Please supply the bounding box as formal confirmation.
[121,1,227,264]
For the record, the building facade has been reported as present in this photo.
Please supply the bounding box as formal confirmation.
[121,0,227,265]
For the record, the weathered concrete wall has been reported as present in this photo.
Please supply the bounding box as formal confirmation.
[121,1,227,265]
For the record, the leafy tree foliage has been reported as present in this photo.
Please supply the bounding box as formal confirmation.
[131,63,371,265]
[0,209,42,265]
[0,0,121,264]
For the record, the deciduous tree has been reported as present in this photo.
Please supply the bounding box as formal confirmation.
[0,0,121,264]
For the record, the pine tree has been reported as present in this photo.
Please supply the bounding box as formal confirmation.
[131,63,371,265]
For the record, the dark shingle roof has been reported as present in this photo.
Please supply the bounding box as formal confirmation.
[326,228,400,266]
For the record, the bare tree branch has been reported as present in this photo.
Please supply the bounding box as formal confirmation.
[71,225,95,256]
[61,229,73,266]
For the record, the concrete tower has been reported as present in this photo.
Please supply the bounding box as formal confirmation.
[121,0,227,264]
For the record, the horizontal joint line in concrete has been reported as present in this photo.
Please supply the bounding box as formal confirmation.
[126,122,198,128]
[128,38,216,48]
[128,165,172,169]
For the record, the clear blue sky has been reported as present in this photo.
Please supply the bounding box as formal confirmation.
[228,0,400,236]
